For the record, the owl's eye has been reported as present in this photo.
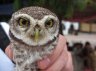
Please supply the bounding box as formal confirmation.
[18,18,30,27]
[45,19,54,28]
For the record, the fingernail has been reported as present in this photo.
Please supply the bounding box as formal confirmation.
[38,58,50,69]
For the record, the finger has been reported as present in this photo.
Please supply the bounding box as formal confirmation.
[38,35,67,69]
[5,45,13,60]
[61,52,73,71]
[43,48,68,71]
[49,35,67,65]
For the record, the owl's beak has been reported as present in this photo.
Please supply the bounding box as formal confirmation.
[34,24,41,42]
[34,28,39,42]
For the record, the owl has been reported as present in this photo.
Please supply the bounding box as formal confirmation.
[9,6,59,71]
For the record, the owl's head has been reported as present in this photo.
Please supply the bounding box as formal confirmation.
[9,6,59,47]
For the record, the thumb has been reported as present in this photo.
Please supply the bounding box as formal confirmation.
[5,45,13,60]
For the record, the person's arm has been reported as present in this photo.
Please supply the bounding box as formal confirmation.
[0,48,14,71]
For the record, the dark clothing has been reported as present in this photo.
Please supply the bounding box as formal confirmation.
[0,24,10,52]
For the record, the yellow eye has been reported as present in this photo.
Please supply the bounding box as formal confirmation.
[18,18,30,27]
[45,19,54,28]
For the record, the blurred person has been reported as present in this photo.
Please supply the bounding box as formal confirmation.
[82,42,93,71]
[73,43,83,57]
[66,42,73,51]
[88,46,96,71]
[68,24,75,35]
[72,43,84,71]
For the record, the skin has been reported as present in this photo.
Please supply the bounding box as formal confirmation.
[5,35,73,71]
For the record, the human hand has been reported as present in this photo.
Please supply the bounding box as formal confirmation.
[5,35,73,71]
[37,35,73,71]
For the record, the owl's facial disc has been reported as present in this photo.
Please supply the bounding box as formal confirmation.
[11,13,59,46]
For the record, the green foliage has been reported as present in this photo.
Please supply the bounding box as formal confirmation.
[93,3,96,10]
[90,1,96,10]
[28,0,45,7]
[13,0,22,12]
[64,5,74,18]
[73,0,92,11]
[45,0,92,18]
[13,0,95,19]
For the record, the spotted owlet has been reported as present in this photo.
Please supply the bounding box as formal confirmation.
[9,6,59,71]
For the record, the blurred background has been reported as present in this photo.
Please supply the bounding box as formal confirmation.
[0,0,96,71]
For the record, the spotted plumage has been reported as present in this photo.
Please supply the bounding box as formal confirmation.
[9,6,59,71]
